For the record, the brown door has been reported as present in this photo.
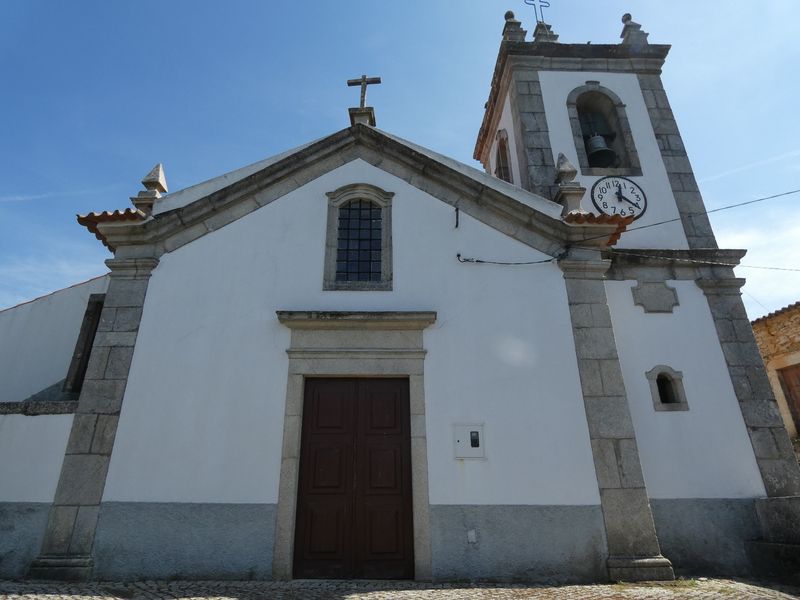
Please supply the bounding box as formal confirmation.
[778,364,800,431]
[294,378,414,579]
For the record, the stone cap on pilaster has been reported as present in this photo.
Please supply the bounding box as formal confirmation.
[502,11,527,42]
[131,164,168,215]
[620,13,649,49]
[532,21,558,43]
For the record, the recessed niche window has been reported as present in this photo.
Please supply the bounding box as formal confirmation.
[63,293,106,394]
[646,365,689,412]
[323,183,394,291]
[567,82,642,176]
[494,129,513,184]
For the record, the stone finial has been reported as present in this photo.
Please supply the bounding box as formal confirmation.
[555,153,578,184]
[532,21,559,43]
[553,153,587,217]
[620,13,649,48]
[502,10,527,42]
[131,163,167,215]
[142,163,168,194]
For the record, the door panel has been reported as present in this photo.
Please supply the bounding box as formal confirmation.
[294,378,413,579]
[778,364,800,431]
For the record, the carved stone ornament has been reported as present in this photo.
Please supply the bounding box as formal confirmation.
[631,281,679,313]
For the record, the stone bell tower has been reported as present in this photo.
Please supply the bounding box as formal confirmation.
[474,11,717,250]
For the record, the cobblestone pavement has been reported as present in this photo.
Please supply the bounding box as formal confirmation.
[1,579,798,600]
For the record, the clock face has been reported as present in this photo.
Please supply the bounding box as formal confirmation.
[590,176,647,220]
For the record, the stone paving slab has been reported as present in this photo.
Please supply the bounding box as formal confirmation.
[1,579,798,600]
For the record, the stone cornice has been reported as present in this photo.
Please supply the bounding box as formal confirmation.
[558,258,612,280]
[277,311,437,331]
[695,277,747,294]
[0,399,78,415]
[93,125,626,261]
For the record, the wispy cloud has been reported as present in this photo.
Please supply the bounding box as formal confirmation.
[0,233,110,310]
[0,184,123,204]
[698,150,800,184]
[714,219,800,320]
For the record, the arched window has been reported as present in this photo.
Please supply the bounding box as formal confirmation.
[494,130,513,184]
[567,82,642,176]
[656,373,678,405]
[646,365,689,411]
[323,183,394,291]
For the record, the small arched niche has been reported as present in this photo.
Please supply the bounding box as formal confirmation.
[646,365,689,411]
[494,129,513,184]
[567,82,642,176]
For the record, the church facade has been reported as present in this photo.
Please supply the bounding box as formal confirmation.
[1,13,799,584]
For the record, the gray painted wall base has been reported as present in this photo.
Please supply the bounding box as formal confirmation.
[93,503,276,580]
[0,504,50,579]
[745,541,800,585]
[429,505,607,583]
[650,498,760,577]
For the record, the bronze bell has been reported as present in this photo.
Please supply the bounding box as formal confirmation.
[586,134,618,168]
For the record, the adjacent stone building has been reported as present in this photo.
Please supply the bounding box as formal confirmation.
[753,301,800,447]
[1,11,799,585]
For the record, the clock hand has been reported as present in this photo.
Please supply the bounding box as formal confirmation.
[619,194,640,209]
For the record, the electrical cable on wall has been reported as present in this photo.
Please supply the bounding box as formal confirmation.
[457,187,800,270]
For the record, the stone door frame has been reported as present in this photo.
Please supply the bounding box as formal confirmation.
[272,311,436,581]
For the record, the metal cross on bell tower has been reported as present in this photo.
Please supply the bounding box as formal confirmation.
[346,74,381,127]
[523,0,551,23]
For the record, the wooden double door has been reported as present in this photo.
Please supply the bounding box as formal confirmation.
[293,378,414,579]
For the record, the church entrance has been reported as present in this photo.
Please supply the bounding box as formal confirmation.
[293,378,414,579]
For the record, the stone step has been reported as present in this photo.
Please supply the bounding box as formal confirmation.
[745,541,800,585]
[27,556,93,581]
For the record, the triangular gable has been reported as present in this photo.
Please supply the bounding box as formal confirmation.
[82,124,627,258]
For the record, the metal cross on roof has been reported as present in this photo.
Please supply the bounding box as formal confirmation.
[523,0,551,23]
[347,75,381,108]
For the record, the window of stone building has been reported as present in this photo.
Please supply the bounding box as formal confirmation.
[323,183,394,291]
[646,365,689,411]
[494,129,513,184]
[777,364,800,431]
[567,82,642,177]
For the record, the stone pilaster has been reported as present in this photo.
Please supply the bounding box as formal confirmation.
[696,278,800,496]
[638,73,717,249]
[559,251,674,582]
[510,70,556,200]
[28,257,158,581]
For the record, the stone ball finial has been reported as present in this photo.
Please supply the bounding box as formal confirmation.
[622,13,633,24]
[505,10,515,21]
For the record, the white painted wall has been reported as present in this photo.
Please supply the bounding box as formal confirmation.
[606,280,765,499]
[0,414,73,502]
[538,71,689,250]
[105,158,600,506]
[0,276,109,403]
[488,92,523,188]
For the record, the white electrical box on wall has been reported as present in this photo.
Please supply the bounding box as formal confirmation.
[453,423,485,459]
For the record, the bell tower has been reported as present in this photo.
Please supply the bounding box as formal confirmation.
[474,11,717,250]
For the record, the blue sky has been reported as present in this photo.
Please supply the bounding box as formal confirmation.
[1,0,798,318]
